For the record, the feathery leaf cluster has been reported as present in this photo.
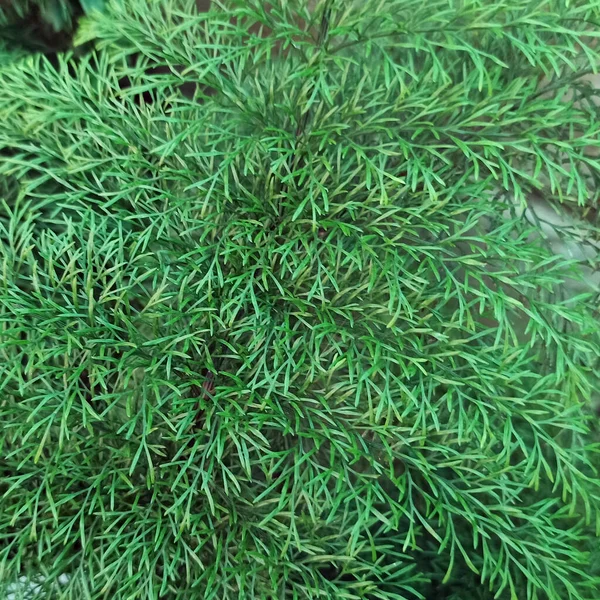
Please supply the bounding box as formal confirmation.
[1,1,600,598]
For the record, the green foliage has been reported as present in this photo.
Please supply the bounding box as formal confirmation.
[0,39,25,65]
[0,0,104,34]
[1,0,600,598]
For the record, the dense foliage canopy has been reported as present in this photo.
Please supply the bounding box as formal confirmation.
[1,0,600,598]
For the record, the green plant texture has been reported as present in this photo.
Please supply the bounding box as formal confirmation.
[0,0,104,34]
[1,0,600,598]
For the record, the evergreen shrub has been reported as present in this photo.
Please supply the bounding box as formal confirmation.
[1,1,600,598]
